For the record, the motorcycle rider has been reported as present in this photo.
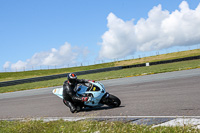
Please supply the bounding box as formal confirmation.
[63,73,90,113]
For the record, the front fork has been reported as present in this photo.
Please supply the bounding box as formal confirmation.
[100,92,110,104]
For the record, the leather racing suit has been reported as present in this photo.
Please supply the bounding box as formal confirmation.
[63,79,89,112]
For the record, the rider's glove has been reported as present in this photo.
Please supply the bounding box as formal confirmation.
[82,97,88,102]
[88,97,92,102]
[89,80,95,82]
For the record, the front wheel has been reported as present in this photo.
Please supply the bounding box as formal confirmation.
[104,94,121,107]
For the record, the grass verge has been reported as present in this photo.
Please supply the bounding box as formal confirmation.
[1,59,200,93]
[0,63,115,82]
[1,49,200,82]
[0,119,199,133]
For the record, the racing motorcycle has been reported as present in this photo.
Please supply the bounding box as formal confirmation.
[52,81,121,110]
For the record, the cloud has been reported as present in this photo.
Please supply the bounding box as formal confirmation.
[3,61,11,69]
[7,42,87,71]
[99,1,200,59]
[11,60,27,71]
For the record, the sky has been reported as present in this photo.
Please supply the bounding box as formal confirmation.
[1,0,200,72]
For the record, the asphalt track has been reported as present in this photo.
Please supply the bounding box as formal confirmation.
[0,68,200,120]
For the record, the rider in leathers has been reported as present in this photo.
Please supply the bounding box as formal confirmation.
[63,73,89,113]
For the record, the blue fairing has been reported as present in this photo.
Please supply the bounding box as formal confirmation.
[53,82,107,107]
[77,82,106,107]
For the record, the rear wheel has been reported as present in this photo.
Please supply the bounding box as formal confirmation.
[104,94,121,107]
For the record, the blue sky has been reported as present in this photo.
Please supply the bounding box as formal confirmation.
[1,0,200,72]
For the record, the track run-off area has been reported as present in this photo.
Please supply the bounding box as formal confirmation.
[0,68,200,126]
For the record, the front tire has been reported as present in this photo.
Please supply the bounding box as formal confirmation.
[104,94,121,107]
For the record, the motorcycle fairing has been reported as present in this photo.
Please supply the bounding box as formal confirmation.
[52,88,63,99]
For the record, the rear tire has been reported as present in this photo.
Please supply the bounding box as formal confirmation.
[104,94,121,107]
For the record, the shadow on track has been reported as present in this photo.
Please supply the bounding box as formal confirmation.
[80,106,125,112]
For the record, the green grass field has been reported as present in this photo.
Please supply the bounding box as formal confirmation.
[0,58,200,93]
[0,119,199,133]
[1,49,200,82]
[0,62,115,82]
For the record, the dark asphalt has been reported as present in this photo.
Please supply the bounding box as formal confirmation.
[0,68,200,119]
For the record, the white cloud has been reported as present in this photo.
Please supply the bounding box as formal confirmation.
[7,42,87,71]
[3,61,10,69]
[99,1,200,59]
[11,60,27,71]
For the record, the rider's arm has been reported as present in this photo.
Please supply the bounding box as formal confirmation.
[77,79,95,84]
[63,82,87,103]
[77,79,89,84]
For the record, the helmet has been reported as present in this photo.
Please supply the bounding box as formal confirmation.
[67,73,77,85]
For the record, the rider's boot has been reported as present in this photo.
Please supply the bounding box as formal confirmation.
[76,106,82,112]
[66,101,76,113]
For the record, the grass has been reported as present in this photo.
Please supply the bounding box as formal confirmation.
[0,62,115,82]
[115,49,200,66]
[1,49,200,82]
[0,58,200,93]
[1,119,200,133]
[0,119,200,133]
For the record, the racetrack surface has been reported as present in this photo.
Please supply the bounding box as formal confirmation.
[0,68,200,119]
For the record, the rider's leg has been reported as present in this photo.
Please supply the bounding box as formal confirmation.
[65,101,76,113]
[63,94,77,113]
[74,102,84,112]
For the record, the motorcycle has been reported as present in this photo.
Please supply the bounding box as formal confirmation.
[52,81,121,110]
